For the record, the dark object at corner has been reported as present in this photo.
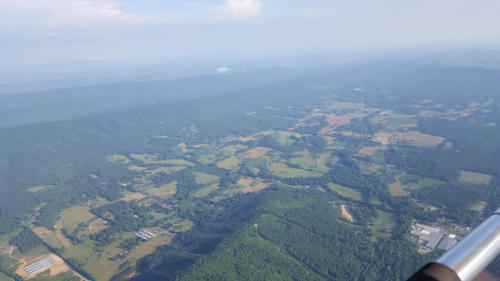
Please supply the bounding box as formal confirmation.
[407,263,461,281]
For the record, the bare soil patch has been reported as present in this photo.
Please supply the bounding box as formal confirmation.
[340,205,354,223]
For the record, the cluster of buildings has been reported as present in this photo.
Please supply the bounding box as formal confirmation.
[410,222,462,254]
[23,256,58,275]
[135,229,156,240]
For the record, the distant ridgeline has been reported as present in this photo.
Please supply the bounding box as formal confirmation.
[0,61,499,281]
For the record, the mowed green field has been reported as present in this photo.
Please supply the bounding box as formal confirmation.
[61,206,95,233]
[327,183,362,201]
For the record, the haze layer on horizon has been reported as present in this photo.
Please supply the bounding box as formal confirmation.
[1,0,500,68]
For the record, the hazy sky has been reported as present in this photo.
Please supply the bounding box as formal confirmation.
[1,0,500,67]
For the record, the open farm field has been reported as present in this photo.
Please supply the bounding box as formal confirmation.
[121,192,146,202]
[193,172,218,185]
[395,131,444,147]
[193,183,219,198]
[459,171,492,185]
[216,156,240,169]
[145,182,177,198]
[388,181,409,196]
[327,183,362,201]
[240,146,273,159]
[370,210,395,239]
[61,206,95,233]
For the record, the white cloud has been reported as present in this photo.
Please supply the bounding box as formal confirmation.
[224,0,262,18]
[0,0,149,34]
[217,66,231,73]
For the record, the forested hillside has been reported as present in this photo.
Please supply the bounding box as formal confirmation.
[0,61,499,281]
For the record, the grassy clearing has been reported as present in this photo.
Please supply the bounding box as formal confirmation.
[399,173,421,184]
[0,253,17,269]
[121,192,146,202]
[237,177,270,193]
[0,273,12,281]
[388,182,408,196]
[239,147,272,159]
[372,132,392,144]
[12,245,49,259]
[288,152,329,173]
[145,181,177,199]
[358,146,380,156]
[130,154,195,167]
[327,183,362,201]
[27,186,47,192]
[221,144,248,156]
[156,159,195,167]
[84,197,110,209]
[82,240,123,281]
[216,156,240,169]
[193,183,219,198]
[357,161,383,175]
[470,200,487,212]
[83,218,109,235]
[149,166,186,175]
[61,206,95,233]
[243,183,269,193]
[395,131,444,147]
[126,233,175,268]
[197,153,217,164]
[173,220,194,232]
[370,209,395,239]
[273,131,301,145]
[106,154,130,164]
[128,165,148,172]
[417,177,442,188]
[32,227,64,249]
[193,172,219,185]
[269,162,322,178]
[459,171,492,185]
[371,151,386,164]
[62,240,95,263]
[31,271,80,281]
